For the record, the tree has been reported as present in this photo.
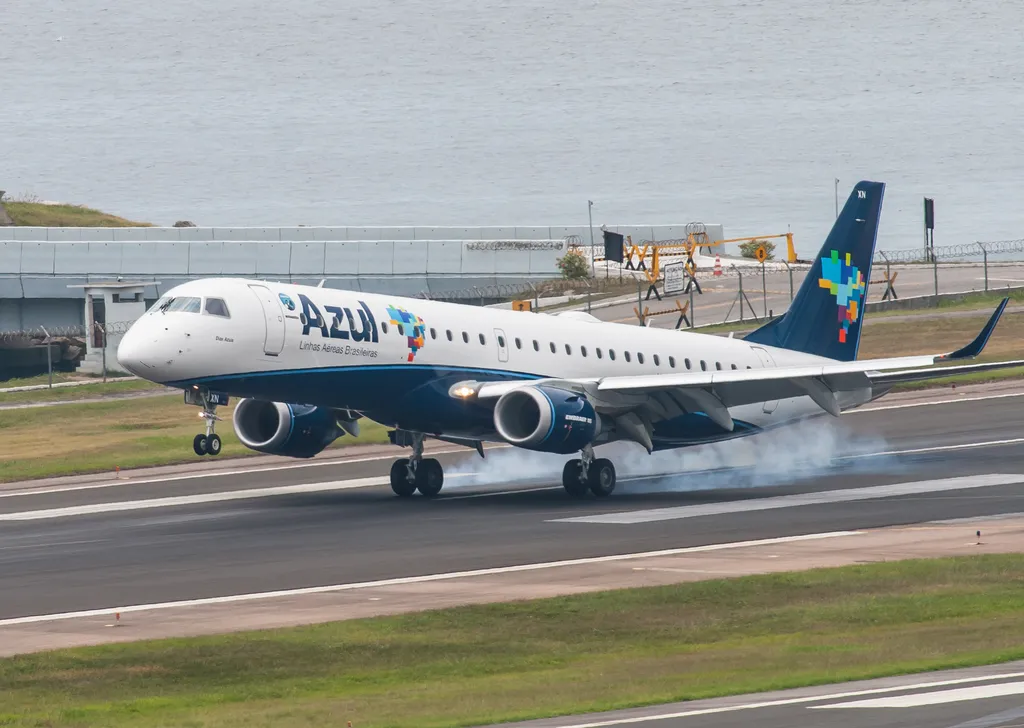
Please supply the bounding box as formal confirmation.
[738,239,776,261]
[556,249,591,280]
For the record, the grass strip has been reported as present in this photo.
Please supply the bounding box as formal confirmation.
[3,201,151,227]
[2,554,1023,727]
[0,396,389,482]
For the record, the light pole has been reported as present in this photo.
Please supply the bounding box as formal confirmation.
[834,178,839,219]
[587,200,595,276]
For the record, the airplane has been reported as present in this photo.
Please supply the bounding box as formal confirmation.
[117,181,1020,499]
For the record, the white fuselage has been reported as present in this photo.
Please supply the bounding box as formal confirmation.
[118,277,839,447]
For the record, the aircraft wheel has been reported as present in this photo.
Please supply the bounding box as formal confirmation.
[588,458,616,497]
[204,433,222,456]
[416,458,444,497]
[390,459,417,497]
[193,434,208,456]
[561,460,589,497]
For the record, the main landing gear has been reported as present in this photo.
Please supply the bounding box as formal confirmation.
[562,445,616,498]
[191,393,223,457]
[389,431,444,498]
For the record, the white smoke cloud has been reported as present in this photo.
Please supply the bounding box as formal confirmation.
[443,417,895,493]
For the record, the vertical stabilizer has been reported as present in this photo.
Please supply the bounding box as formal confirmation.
[745,181,884,361]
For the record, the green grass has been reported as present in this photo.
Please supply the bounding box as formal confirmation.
[0,378,162,405]
[2,201,151,227]
[0,396,390,482]
[2,555,1023,727]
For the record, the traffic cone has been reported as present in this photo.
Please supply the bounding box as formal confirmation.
[713,254,722,277]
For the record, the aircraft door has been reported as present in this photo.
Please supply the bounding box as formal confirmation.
[248,284,286,356]
[494,328,509,363]
[750,346,779,414]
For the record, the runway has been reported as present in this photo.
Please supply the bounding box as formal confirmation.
[1,385,1024,650]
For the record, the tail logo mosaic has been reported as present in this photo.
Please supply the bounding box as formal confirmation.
[386,306,427,362]
[818,249,866,343]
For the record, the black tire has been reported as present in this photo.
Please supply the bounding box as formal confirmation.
[416,458,444,497]
[562,460,589,497]
[588,458,616,497]
[193,434,207,456]
[205,433,222,456]
[390,458,417,497]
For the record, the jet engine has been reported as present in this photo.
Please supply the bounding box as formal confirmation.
[493,386,601,454]
[232,399,354,458]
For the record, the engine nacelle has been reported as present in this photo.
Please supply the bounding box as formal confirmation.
[493,386,600,454]
[232,399,343,458]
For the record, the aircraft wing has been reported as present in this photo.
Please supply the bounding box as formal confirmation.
[463,299,1016,436]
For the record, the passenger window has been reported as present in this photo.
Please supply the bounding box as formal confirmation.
[669,356,676,368]
[204,297,230,317]
[462,332,469,343]
[446,330,453,341]
[637,353,645,364]
[479,333,486,345]
[624,351,632,363]
[715,362,722,371]
[609,349,616,361]
[498,335,506,347]
[581,346,587,357]
[515,337,522,349]
[596,348,603,359]
[653,354,660,366]
[700,360,707,371]
[549,342,556,353]
[381,322,389,334]
[533,340,539,351]
[685,358,691,370]
[430,328,437,339]
[565,344,572,355]
[398,324,405,336]
[731,364,738,370]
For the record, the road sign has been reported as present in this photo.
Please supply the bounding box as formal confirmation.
[663,261,685,294]
[755,245,768,263]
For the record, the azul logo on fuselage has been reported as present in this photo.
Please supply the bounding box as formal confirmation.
[298,294,379,343]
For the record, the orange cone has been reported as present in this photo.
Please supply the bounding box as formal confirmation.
[713,254,722,277]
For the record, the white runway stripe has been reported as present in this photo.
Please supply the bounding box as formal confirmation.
[551,474,1024,524]
[0,531,857,626]
[812,680,1024,709]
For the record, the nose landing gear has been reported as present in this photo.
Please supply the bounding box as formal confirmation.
[186,388,226,456]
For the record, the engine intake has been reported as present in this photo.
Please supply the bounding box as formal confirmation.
[232,399,343,458]
[493,386,600,454]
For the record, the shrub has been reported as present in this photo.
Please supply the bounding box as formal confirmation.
[738,239,776,260]
[557,250,591,280]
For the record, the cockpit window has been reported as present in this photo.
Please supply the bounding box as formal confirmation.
[204,297,230,318]
[162,296,201,313]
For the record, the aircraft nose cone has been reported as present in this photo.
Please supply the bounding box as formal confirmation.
[116,324,151,376]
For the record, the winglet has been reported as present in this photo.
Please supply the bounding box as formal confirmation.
[940,297,1009,361]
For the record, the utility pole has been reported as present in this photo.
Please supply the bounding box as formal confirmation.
[587,200,595,276]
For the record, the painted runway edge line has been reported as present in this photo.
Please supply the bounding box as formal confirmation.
[0,531,859,626]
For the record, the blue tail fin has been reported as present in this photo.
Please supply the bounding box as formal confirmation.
[745,180,884,361]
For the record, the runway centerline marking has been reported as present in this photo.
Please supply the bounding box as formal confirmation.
[553,474,1024,525]
[0,531,858,626]
[812,680,1024,709]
